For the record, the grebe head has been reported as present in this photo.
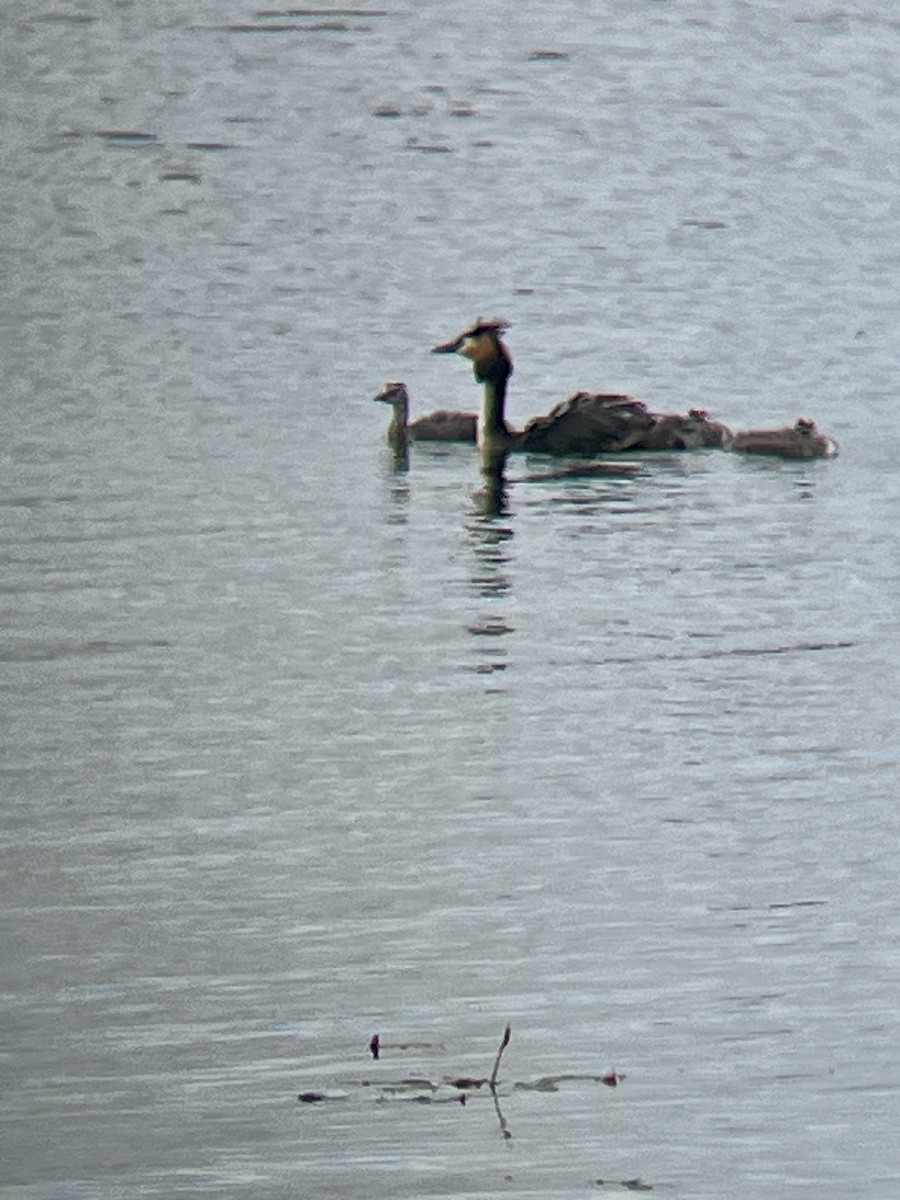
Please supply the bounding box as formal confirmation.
[431,319,513,386]
[373,381,409,408]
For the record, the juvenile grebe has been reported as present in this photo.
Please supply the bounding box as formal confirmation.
[431,321,732,454]
[729,418,838,459]
[373,381,477,444]
[637,407,733,450]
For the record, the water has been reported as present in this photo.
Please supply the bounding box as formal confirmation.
[2,1,900,1196]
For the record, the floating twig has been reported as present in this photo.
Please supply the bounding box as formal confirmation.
[513,1071,623,1092]
[492,1084,512,1139]
[489,1023,512,1090]
[488,1024,513,1139]
[365,1034,444,1058]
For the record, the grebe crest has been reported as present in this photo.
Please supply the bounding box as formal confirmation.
[432,318,513,386]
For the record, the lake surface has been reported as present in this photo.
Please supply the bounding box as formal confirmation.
[2,2,900,1197]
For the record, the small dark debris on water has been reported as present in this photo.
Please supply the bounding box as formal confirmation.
[594,1181,652,1192]
[367,1037,445,1054]
[528,49,570,61]
[448,1077,487,1090]
[297,1091,327,1103]
[228,20,359,32]
[601,1069,619,1087]
[255,7,388,15]
[372,103,432,118]
[37,11,95,21]
[97,130,158,143]
[405,138,452,153]
[467,619,514,636]
[371,1078,437,1095]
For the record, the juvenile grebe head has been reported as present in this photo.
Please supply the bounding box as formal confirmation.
[373,381,409,408]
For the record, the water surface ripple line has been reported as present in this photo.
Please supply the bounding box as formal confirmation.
[550,639,855,667]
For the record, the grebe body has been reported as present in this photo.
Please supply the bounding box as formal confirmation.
[431,322,732,456]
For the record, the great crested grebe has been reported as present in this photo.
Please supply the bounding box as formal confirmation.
[431,320,732,456]
[373,381,477,445]
[729,418,839,459]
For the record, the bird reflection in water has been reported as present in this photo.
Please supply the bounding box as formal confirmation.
[473,452,510,518]
[386,476,409,526]
[468,517,514,600]
[388,441,410,476]
[376,440,411,535]
[466,505,515,681]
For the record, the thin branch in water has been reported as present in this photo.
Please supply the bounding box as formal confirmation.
[490,1024,512,1090]
[492,1084,512,1140]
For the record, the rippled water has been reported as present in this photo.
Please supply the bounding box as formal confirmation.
[3,2,900,1197]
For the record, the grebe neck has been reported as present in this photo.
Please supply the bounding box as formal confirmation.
[480,375,509,439]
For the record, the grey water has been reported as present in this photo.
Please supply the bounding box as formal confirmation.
[2,1,900,1196]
